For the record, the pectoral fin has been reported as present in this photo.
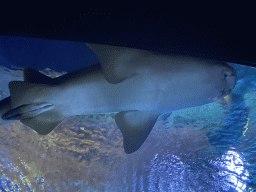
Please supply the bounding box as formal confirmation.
[115,110,160,154]
[86,43,149,84]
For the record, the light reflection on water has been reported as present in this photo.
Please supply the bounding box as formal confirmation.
[212,150,249,192]
[0,63,256,191]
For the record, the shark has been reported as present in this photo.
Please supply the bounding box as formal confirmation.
[0,43,237,154]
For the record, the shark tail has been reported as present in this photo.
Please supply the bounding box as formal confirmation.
[0,97,17,126]
[3,68,67,135]
[1,102,54,120]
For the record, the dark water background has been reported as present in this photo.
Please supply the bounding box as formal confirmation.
[0,36,255,191]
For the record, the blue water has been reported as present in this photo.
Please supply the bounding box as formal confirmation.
[0,36,99,72]
[0,36,256,191]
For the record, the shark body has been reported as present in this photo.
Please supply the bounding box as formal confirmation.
[0,44,237,154]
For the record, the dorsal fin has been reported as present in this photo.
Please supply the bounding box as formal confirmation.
[23,67,54,84]
[86,43,150,84]
[20,110,66,135]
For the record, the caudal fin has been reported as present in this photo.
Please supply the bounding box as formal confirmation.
[2,103,54,120]
[0,97,17,125]
[6,68,66,135]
